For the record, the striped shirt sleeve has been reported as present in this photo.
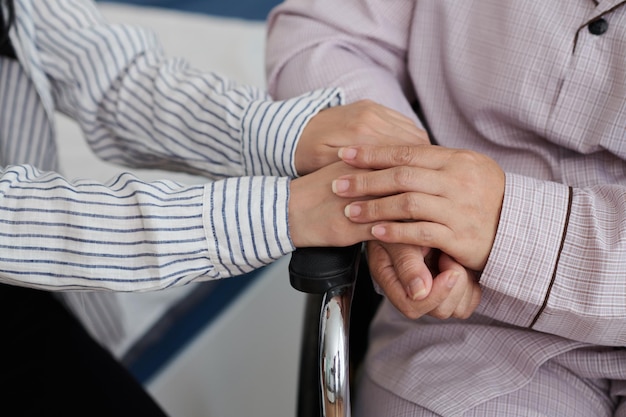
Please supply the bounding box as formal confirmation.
[0,164,211,291]
[0,0,344,291]
[29,0,342,179]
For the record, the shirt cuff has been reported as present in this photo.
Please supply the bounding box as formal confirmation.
[202,176,294,278]
[241,87,344,178]
[477,173,571,327]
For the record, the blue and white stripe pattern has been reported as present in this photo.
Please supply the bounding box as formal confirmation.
[0,0,343,292]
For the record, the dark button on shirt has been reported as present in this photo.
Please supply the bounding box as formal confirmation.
[588,18,609,35]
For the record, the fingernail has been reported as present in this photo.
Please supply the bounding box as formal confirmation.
[332,179,350,194]
[339,147,357,160]
[408,277,427,300]
[344,203,361,218]
[447,272,460,288]
[371,225,386,237]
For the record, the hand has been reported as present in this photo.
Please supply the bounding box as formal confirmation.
[367,241,481,320]
[289,161,377,247]
[296,100,429,175]
[335,145,505,271]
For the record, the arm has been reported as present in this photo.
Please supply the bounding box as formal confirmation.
[0,165,290,291]
[0,161,378,292]
[30,0,340,179]
[32,2,427,180]
[0,0,385,292]
[266,0,420,124]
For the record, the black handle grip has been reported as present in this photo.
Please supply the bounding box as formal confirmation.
[289,244,362,294]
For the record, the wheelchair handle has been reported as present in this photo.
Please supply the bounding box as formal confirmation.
[289,244,362,294]
[289,244,362,417]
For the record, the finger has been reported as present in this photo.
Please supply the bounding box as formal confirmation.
[411,268,459,319]
[466,284,482,317]
[437,253,481,319]
[437,251,466,276]
[453,281,481,319]
[427,268,466,320]
[366,241,414,306]
[446,278,482,319]
[338,145,446,170]
[371,221,454,252]
[423,252,478,319]
[344,193,450,224]
[332,166,442,198]
[368,243,458,320]
[382,243,433,301]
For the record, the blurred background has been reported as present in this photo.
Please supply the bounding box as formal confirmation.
[99,0,279,20]
[58,1,309,416]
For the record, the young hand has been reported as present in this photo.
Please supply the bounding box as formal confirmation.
[288,161,376,247]
[296,100,429,175]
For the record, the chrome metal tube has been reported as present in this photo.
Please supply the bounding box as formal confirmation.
[319,283,354,417]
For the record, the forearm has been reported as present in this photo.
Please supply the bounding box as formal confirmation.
[31,0,341,179]
[0,165,292,291]
[96,54,341,179]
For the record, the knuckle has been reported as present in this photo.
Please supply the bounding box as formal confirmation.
[396,258,424,279]
[405,310,423,321]
[400,193,421,217]
[349,106,381,132]
[371,266,395,288]
[450,150,485,183]
[391,147,414,165]
[417,227,435,244]
[350,121,375,136]
[452,149,480,165]
[430,306,453,320]
[354,98,375,109]
[456,309,473,320]
[392,166,415,188]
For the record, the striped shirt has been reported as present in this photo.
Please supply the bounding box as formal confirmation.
[268,0,626,414]
[0,0,341,345]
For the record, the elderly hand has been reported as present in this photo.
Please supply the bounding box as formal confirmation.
[367,241,481,320]
[334,145,505,271]
[295,100,429,175]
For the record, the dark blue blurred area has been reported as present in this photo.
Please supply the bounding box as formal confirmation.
[96,0,283,21]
